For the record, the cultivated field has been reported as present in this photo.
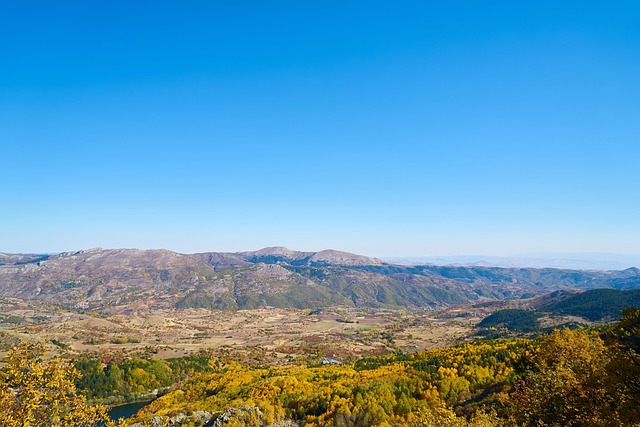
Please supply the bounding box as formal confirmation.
[0,298,488,363]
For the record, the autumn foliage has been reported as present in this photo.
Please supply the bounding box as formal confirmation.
[3,309,640,426]
[0,342,125,427]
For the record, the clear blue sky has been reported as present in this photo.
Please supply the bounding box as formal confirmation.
[1,1,639,256]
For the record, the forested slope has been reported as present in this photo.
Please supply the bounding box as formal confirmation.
[124,309,640,426]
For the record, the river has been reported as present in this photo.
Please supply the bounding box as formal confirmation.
[108,400,153,420]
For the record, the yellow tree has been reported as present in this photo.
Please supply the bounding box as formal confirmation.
[509,328,618,426]
[605,307,640,424]
[0,342,124,427]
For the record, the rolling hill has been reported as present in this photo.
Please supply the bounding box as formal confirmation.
[0,247,639,313]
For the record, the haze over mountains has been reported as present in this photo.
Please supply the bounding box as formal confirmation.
[384,253,640,271]
[1,247,639,314]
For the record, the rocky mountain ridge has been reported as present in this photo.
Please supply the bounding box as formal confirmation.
[0,247,638,313]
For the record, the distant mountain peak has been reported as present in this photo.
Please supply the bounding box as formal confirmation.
[244,247,303,257]
[309,249,384,266]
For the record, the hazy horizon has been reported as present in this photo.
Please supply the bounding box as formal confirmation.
[4,246,640,270]
[5,246,640,257]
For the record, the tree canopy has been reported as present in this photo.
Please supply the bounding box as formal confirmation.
[0,342,122,427]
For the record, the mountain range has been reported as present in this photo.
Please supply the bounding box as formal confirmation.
[1,247,639,313]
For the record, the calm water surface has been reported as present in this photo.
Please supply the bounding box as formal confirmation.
[108,400,152,420]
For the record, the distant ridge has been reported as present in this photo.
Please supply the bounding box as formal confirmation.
[384,253,640,271]
[0,252,49,266]
[233,247,384,266]
[1,247,639,313]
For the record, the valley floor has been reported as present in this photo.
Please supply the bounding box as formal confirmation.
[0,300,485,363]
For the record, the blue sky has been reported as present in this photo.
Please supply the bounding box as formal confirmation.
[1,1,639,256]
